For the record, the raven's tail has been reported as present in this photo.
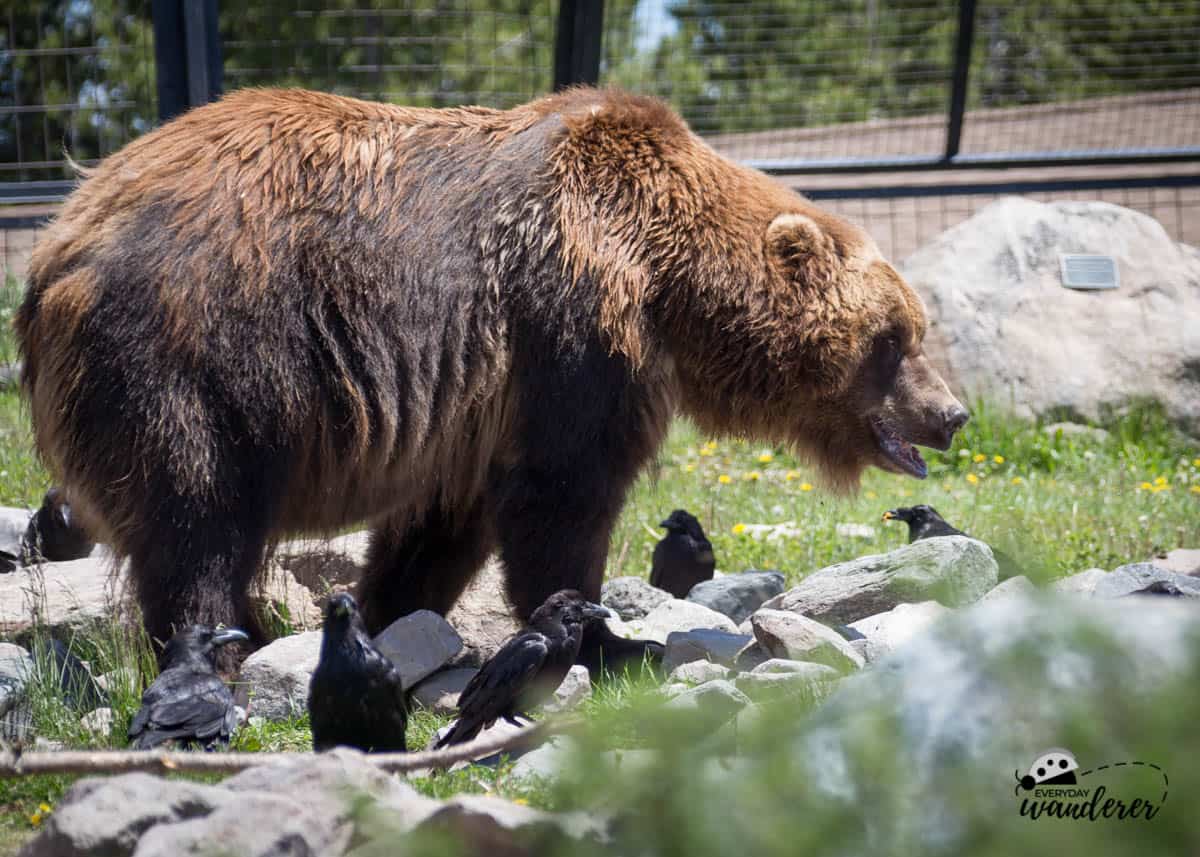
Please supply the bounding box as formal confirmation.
[434,717,483,749]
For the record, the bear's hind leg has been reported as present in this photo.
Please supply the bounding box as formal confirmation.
[358,501,495,635]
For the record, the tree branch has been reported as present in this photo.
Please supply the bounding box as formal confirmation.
[0,716,579,779]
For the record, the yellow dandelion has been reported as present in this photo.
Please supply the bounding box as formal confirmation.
[1190,485,1200,494]
[973,453,986,463]
[512,798,529,806]
[1011,476,1023,485]
[993,455,1005,464]
[683,463,696,473]
[1155,475,1168,485]
[718,474,732,485]
[732,523,746,534]
[785,470,799,481]
[800,482,814,492]
[744,471,761,482]
[38,804,50,814]
[865,491,877,500]
[704,440,718,450]
[1193,458,1200,468]
[29,813,42,827]
[1139,481,1153,491]
[757,452,774,463]
[966,473,979,485]
[699,447,714,457]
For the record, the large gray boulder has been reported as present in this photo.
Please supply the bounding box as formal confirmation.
[602,576,672,620]
[686,570,786,623]
[662,628,754,672]
[1090,562,1200,599]
[847,601,951,662]
[626,598,739,644]
[902,198,1200,423]
[0,642,33,741]
[446,558,524,664]
[372,610,463,687]
[272,530,370,592]
[750,610,864,673]
[234,631,322,721]
[761,536,997,624]
[0,556,129,639]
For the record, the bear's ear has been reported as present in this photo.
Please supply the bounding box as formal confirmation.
[766,213,842,279]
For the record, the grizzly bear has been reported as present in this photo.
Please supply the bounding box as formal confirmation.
[17,87,967,661]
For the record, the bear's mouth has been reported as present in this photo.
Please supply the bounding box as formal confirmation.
[870,416,928,479]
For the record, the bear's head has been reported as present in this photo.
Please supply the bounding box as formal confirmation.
[665,204,968,490]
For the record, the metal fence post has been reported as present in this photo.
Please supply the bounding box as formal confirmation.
[944,0,978,162]
[554,0,605,90]
[153,0,223,123]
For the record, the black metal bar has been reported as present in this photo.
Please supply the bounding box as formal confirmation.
[945,0,978,160]
[798,173,1200,201]
[554,0,605,90]
[152,0,222,123]
[751,148,1200,176]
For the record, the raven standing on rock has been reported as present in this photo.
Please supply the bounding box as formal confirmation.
[308,593,408,753]
[883,504,1022,580]
[650,509,716,598]
[129,626,248,750]
[436,590,608,748]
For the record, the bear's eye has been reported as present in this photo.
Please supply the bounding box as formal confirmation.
[881,335,903,371]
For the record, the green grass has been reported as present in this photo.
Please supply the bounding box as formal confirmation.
[0,395,1197,854]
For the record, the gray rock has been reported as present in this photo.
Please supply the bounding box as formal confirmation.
[662,629,754,672]
[507,737,578,785]
[132,793,336,857]
[542,664,591,713]
[848,601,951,662]
[663,679,751,728]
[627,599,739,644]
[1091,563,1200,599]
[685,570,786,623]
[95,667,138,695]
[602,576,672,620]
[668,660,733,685]
[733,641,772,672]
[234,631,322,721]
[414,794,608,850]
[372,610,463,687]
[410,667,478,715]
[904,199,1200,424]
[0,642,33,741]
[272,530,370,592]
[20,774,232,857]
[751,658,843,678]
[1150,548,1200,577]
[794,592,1200,851]
[0,506,31,561]
[80,707,113,738]
[0,556,132,639]
[250,563,323,631]
[446,558,524,665]
[1051,567,1109,595]
[735,668,839,703]
[979,575,1037,603]
[751,610,864,673]
[761,536,998,624]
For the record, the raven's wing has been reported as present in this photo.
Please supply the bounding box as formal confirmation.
[129,668,236,749]
[437,633,549,747]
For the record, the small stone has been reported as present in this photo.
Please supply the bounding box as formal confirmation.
[234,630,322,721]
[0,642,33,741]
[601,576,672,620]
[835,522,876,540]
[733,641,772,672]
[1151,548,1200,577]
[1052,568,1109,596]
[663,679,751,727]
[750,658,839,677]
[751,610,864,673]
[626,599,739,644]
[1092,563,1200,600]
[685,571,786,623]
[507,737,577,785]
[410,668,478,715]
[668,661,732,685]
[848,601,951,662]
[980,575,1037,603]
[542,665,591,713]
[95,666,138,694]
[735,668,838,703]
[80,706,114,737]
[373,610,464,687]
[662,629,753,672]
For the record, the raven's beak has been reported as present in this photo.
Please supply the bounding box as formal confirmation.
[212,628,250,647]
[659,519,671,528]
[882,510,897,521]
[60,503,72,528]
[581,602,611,621]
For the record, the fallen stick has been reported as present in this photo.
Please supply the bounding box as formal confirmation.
[0,715,581,779]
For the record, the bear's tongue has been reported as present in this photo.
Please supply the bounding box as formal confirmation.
[871,418,928,479]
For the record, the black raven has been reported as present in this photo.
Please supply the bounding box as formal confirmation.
[44,639,106,712]
[129,626,247,750]
[308,592,408,753]
[22,488,95,563]
[883,504,1022,580]
[650,509,716,598]
[436,590,608,748]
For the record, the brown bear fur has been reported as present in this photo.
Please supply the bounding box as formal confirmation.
[17,86,965,650]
